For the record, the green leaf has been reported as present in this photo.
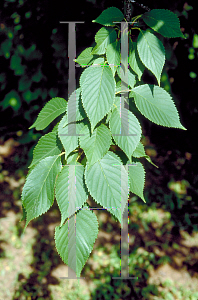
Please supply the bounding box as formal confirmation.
[58,115,85,159]
[22,155,62,229]
[75,47,96,67]
[55,163,89,226]
[115,81,131,94]
[29,130,62,168]
[129,39,145,81]
[80,64,115,132]
[55,208,98,277]
[92,7,124,26]
[109,97,142,163]
[117,66,136,89]
[132,141,158,168]
[79,123,112,169]
[63,88,87,127]
[91,27,117,55]
[84,151,129,226]
[127,160,146,203]
[67,152,79,164]
[29,98,67,130]
[142,9,184,38]
[132,141,146,158]
[137,31,165,85]
[130,84,187,130]
[20,204,27,222]
[91,57,105,66]
[106,40,121,76]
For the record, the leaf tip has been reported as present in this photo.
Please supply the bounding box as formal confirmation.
[142,197,146,203]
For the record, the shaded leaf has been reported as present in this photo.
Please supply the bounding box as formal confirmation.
[92,7,124,26]
[142,9,184,38]
[22,155,62,229]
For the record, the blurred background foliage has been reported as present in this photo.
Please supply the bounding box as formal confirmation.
[0,0,198,299]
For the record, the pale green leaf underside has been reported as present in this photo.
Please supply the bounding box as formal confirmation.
[79,123,112,169]
[127,160,146,203]
[109,97,142,163]
[29,97,67,130]
[92,7,124,26]
[142,9,184,38]
[84,151,129,227]
[137,31,165,85]
[55,163,89,226]
[55,209,99,277]
[58,115,85,159]
[22,155,62,228]
[91,27,117,55]
[106,40,121,76]
[63,88,87,127]
[130,84,187,130]
[129,39,145,81]
[81,65,115,132]
[29,130,62,168]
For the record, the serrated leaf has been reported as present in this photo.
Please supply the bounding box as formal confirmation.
[142,9,184,38]
[55,163,89,226]
[106,40,121,76]
[55,209,98,277]
[117,66,136,89]
[22,155,62,229]
[58,115,85,159]
[91,27,117,55]
[129,39,145,81]
[29,130,62,168]
[130,84,187,130]
[75,47,95,67]
[63,88,87,127]
[79,123,112,169]
[109,97,142,163]
[132,141,158,168]
[127,160,146,203]
[137,31,165,85]
[132,141,146,157]
[80,64,115,132]
[84,151,129,227]
[92,7,124,26]
[79,66,93,87]
[29,98,67,130]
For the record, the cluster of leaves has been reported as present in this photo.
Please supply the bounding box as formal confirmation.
[21,6,186,277]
